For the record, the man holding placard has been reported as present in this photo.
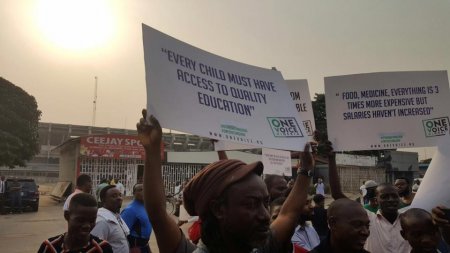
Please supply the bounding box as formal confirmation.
[137,110,315,253]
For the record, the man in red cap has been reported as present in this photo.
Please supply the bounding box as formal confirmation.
[137,109,314,253]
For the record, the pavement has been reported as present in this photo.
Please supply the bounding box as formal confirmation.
[0,184,160,253]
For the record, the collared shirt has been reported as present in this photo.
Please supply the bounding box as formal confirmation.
[364,210,411,253]
[63,189,83,211]
[91,207,130,253]
[37,234,113,253]
[291,223,320,251]
[121,200,152,239]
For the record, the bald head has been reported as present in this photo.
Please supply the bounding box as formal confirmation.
[328,199,370,252]
[328,198,366,220]
[400,208,433,228]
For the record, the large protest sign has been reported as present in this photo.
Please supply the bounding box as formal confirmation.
[262,148,292,176]
[411,136,450,212]
[325,71,450,151]
[142,24,308,151]
[214,79,315,151]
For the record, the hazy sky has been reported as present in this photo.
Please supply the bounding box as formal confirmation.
[1,0,449,159]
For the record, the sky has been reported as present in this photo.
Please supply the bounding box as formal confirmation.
[1,0,450,159]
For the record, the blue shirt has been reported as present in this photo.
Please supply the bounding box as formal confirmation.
[121,200,152,239]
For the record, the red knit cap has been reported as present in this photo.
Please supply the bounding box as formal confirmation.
[183,159,263,217]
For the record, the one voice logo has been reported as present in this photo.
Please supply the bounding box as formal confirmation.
[422,117,450,137]
[267,117,304,137]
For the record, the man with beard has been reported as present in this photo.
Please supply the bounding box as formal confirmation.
[136,110,314,253]
[394,177,415,208]
[38,193,113,253]
[91,185,130,253]
[326,140,411,253]
[291,198,320,252]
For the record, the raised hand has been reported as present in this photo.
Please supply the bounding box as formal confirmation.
[136,109,162,149]
[300,143,315,171]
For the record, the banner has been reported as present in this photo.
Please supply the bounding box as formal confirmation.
[80,135,145,159]
[142,24,308,151]
[411,136,450,212]
[325,71,450,151]
[214,79,315,151]
[262,148,292,176]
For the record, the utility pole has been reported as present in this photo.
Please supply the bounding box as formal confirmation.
[92,76,98,127]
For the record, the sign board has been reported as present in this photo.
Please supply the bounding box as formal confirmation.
[214,79,315,151]
[383,151,419,172]
[411,136,450,212]
[80,135,145,159]
[262,148,292,176]
[325,71,450,151]
[142,24,308,151]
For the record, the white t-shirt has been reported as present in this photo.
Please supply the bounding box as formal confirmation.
[115,183,125,195]
[63,189,83,211]
[315,182,325,196]
[91,207,130,253]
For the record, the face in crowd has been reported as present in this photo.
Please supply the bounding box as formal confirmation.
[102,186,123,213]
[265,175,288,201]
[328,199,370,252]
[394,178,410,197]
[133,184,144,202]
[400,208,441,253]
[376,184,400,214]
[65,193,98,242]
[214,173,271,249]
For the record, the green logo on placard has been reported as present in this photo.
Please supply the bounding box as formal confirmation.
[267,117,304,138]
[423,117,450,137]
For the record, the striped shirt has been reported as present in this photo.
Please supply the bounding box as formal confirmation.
[37,234,113,253]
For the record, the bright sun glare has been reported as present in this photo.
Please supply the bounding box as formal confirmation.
[35,0,115,51]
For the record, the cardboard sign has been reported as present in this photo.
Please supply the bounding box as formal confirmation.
[325,71,450,151]
[142,24,308,151]
[262,148,292,176]
[411,136,450,212]
[214,79,315,151]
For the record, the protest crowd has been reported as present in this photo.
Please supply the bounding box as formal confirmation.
[32,108,450,253]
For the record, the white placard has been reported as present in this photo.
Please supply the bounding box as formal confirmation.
[214,79,315,151]
[325,71,450,151]
[286,79,316,137]
[410,136,450,212]
[262,148,292,176]
[142,24,308,151]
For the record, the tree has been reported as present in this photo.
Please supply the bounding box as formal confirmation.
[0,77,41,168]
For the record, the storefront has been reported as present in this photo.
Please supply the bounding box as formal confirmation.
[55,134,146,197]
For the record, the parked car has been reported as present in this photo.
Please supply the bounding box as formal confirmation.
[0,178,39,213]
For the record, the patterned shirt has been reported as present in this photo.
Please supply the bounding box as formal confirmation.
[37,234,113,253]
